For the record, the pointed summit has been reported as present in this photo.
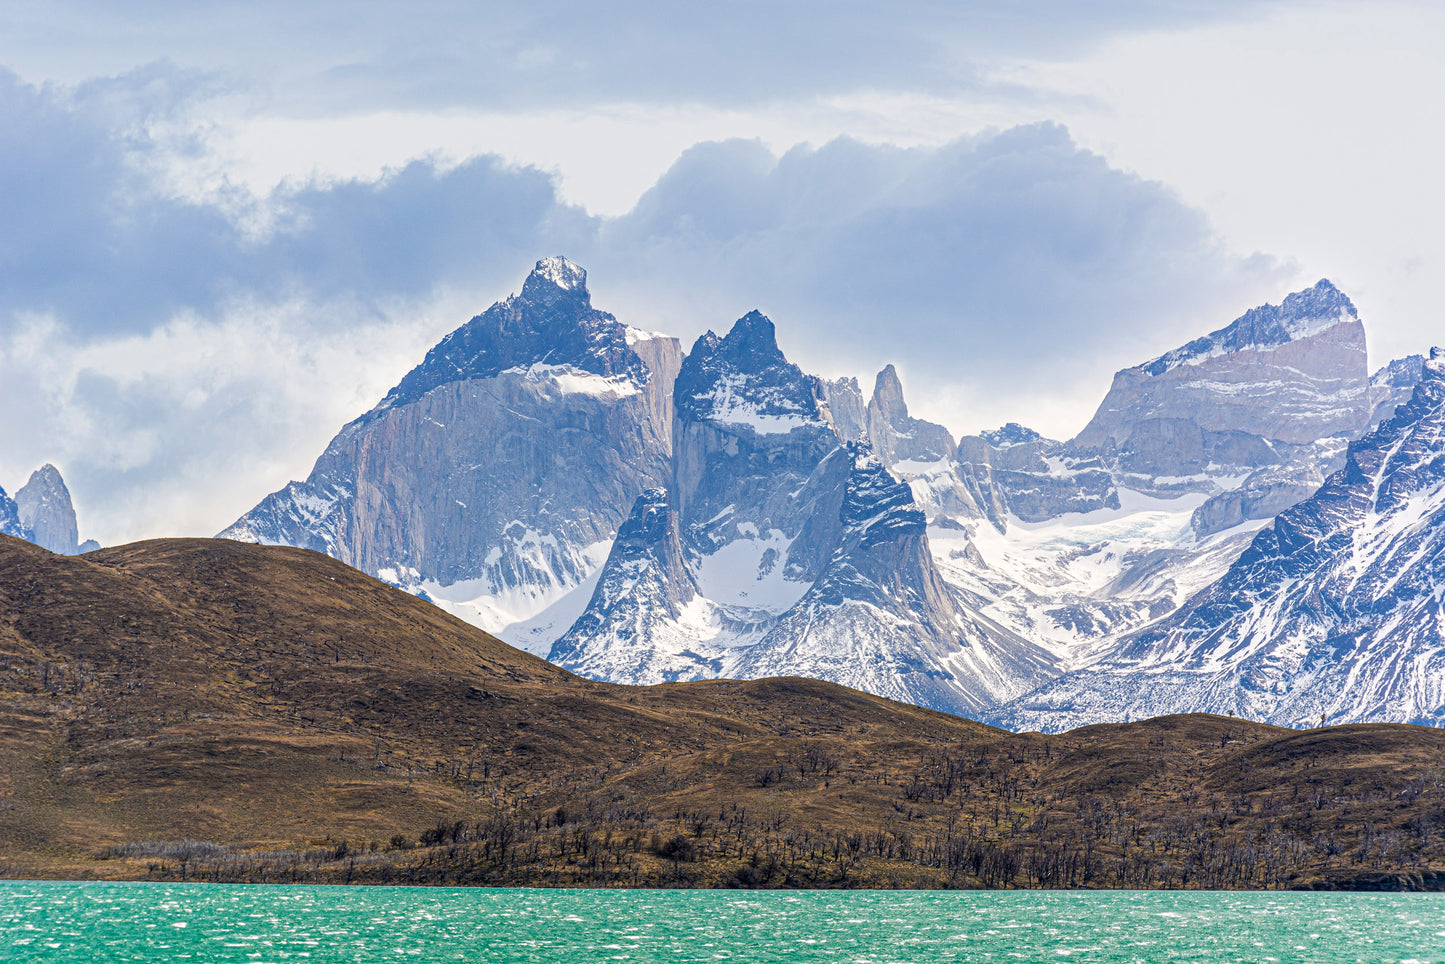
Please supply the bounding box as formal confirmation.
[520,256,589,306]
[15,464,79,555]
[1073,279,1371,457]
[674,310,823,430]
[864,363,955,467]
[1279,278,1354,321]
[549,488,708,683]
[1139,278,1360,379]
[668,307,840,581]
[372,258,644,415]
[870,364,907,422]
[220,258,682,651]
[718,310,787,368]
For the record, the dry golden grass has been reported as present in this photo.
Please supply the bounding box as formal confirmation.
[2,535,1442,890]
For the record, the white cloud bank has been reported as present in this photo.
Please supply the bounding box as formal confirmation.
[0,67,1294,545]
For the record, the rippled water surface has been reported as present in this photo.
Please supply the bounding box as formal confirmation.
[2,882,1443,962]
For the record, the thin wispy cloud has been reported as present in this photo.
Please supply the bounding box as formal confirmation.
[0,2,1281,110]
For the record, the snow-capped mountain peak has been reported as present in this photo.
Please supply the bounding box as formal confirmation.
[674,311,826,434]
[363,256,651,424]
[218,259,1439,733]
[525,255,588,295]
[221,259,681,655]
[998,344,1445,731]
[1138,278,1358,377]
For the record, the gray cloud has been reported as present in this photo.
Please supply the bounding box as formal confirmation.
[0,67,595,337]
[0,69,1288,543]
[0,1,1285,112]
[591,128,1288,432]
[0,66,594,541]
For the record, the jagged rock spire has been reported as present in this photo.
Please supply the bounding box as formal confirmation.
[15,465,79,555]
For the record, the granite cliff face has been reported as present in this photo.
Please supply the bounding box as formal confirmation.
[1072,279,1369,461]
[549,312,847,682]
[550,321,1057,711]
[14,465,80,556]
[0,464,86,555]
[222,258,682,652]
[670,311,843,586]
[217,265,1433,730]
[819,376,867,443]
[999,348,1445,731]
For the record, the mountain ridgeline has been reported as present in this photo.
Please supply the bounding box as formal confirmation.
[222,258,682,653]
[225,259,1440,729]
[1001,348,1445,730]
[5,535,1445,890]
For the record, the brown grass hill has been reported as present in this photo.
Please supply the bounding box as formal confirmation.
[1,534,1443,890]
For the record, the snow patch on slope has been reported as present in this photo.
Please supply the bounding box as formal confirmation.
[929,487,1264,665]
[502,363,640,398]
[700,373,818,434]
[694,526,812,614]
[382,536,615,656]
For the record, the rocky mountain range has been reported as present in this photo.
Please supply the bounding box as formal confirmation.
[547,314,1055,712]
[222,257,681,653]
[224,258,1439,727]
[0,464,94,556]
[927,280,1389,665]
[1000,348,1445,730]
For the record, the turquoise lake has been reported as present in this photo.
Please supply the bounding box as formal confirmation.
[2,881,1442,962]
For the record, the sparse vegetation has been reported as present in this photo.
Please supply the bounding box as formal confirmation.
[83,727,1445,890]
[2,535,1443,890]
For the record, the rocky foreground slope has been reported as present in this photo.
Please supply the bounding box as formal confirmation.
[2,535,1443,890]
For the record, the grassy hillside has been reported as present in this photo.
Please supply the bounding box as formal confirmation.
[1,535,1442,890]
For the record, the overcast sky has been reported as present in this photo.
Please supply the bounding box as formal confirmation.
[0,1,1441,545]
